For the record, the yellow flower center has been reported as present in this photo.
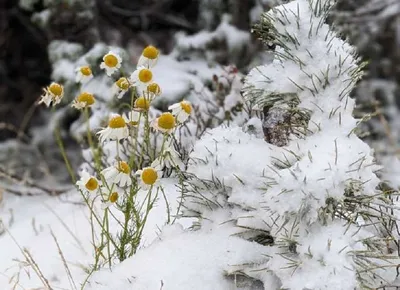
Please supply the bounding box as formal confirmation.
[181,101,192,114]
[77,92,95,106]
[158,112,176,130]
[141,168,158,185]
[142,46,159,59]
[147,83,161,95]
[109,192,119,203]
[85,177,98,191]
[49,83,63,96]
[118,161,131,174]
[80,66,92,76]
[108,115,126,128]
[116,77,130,90]
[134,97,150,110]
[104,54,118,67]
[138,69,152,83]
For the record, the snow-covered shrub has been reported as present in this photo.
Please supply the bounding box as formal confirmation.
[181,0,400,288]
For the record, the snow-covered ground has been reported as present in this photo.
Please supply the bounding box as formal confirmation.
[0,178,192,289]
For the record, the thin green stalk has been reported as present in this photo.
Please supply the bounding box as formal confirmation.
[103,208,112,268]
[84,108,101,172]
[118,186,136,261]
[172,171,185,224]
[135,186,158,251]
[54,126,76,183]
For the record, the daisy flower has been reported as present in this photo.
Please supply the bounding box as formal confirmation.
[101,161,132,187]
[123,110,141,127]
[71,92,95,110]
[76,170,100,194]
[101,190,120,210]
[137,45,159,68]
[97,114,129,143]
[130,66,153,93]
[136,166,162,190]
[75,66,93,83]
[100,51,122,76]
[134,96,150,111]
[152,112,176,134]
[168,100,192,123]
[146,82,161,98]
[158,141,182,169]
[38,82,64,107]
[112,77,130,99]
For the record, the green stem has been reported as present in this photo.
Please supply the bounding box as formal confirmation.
[54,126,76,183]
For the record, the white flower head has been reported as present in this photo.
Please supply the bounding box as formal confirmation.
[38,82,64,107]
[123,110,141,127]
[71,92,95,110]
[130,66,153,94]
[137,45,159,68]
[151,112,176,134]
[168,100,192,123]
[101,189,121,210]
[101,161,132,187]
[146,82,162,99]
[100,51,122,76]
[112,77,131,99]
[154,141,182,169]
[75,66,93,84]
[76,170,100,194]
[135,165,162,190]
[134,96,150,112]
[97,114,129,143]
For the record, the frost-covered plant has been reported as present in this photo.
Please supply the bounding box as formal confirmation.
[38,45,192,277]
[182,0,400,289]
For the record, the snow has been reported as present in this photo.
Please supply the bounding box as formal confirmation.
[0,177,187,289]
[85,225,268,290]
[175,15,250,53]
[4,0,400,289]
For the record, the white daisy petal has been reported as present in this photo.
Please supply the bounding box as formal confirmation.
[168,100,192,123]
[135,166,161,190]
[100,51,122,76]
[97,114,129,143]
[137,45,159,68]
[76,170,100,194]
[101,161,132,187]
[75,66,93,84]
[39,82,64,107]
[129,66,153,93]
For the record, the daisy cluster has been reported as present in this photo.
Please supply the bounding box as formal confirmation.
[39,45,192,259]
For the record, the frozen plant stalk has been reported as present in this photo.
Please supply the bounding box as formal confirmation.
[185,0,400,289]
